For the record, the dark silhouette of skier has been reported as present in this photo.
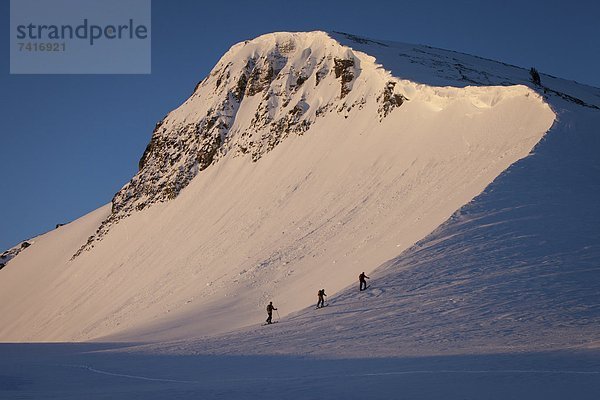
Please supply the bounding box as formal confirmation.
[266,301,277,324]
[359,272,370,291]
[316,289,327,308]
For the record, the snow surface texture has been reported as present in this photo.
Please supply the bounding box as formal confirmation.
[0,32,597,364]
[1,344,599,400]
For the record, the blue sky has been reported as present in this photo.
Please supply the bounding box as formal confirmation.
[1,0,599,251]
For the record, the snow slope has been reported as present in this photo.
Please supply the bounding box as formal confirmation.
[157,33,599,358]
[1,31,595,352]
[155,100,600,357]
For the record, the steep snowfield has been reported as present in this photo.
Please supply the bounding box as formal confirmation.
[151,33,599,358]
[2,31,593,349]
[152,106,599,358]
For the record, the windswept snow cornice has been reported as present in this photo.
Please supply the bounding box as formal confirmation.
[331,31,600,108]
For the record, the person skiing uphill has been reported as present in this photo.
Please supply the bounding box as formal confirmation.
[316,289,327,308]
[266,301,277,324]
[359,272,370,291]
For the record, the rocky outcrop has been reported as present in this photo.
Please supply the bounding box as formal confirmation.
[1,241,33,270]
[333,58,355,98]
[378,81,407,120]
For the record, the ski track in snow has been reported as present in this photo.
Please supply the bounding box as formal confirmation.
[2,343,598,399]
[62,363,600,385]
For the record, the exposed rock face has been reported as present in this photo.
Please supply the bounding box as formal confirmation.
[333,58,355,98]
[378,81,407,120]
[72,32,408,258]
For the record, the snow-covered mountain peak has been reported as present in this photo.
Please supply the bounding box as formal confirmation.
[72,31,563,260]
[74,31,410,255]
